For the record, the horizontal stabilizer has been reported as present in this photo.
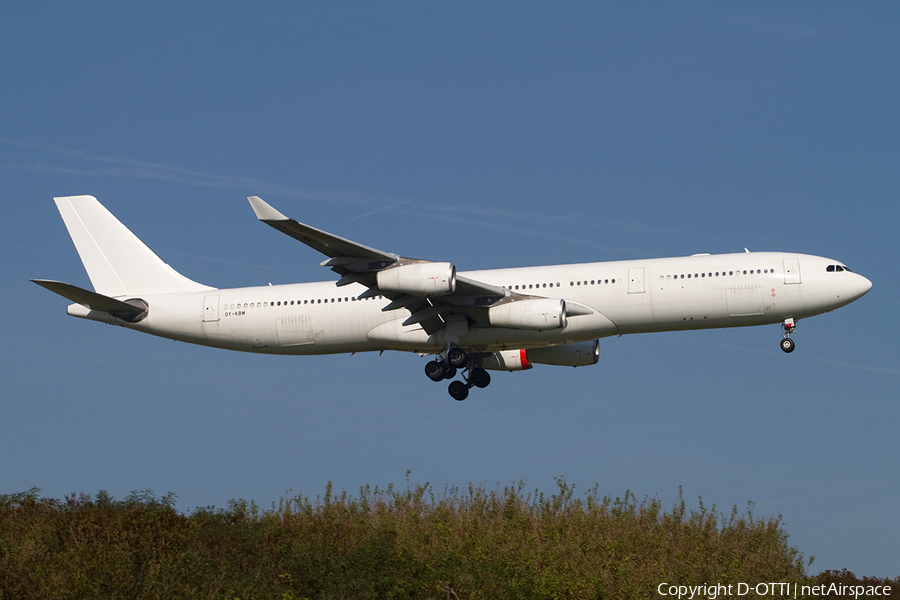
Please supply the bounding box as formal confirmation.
[31,279,144,315]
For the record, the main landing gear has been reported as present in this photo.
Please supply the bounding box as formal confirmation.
[424,346,491,400]
[780,318,796,353]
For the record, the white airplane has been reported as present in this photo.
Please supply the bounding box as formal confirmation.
[34,195,872,400]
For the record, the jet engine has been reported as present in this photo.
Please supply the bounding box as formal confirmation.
[481,340,599,371]
[527,339,599,367]
[376,262,456,297]
[480,349,533,371]
[488,298,567,330]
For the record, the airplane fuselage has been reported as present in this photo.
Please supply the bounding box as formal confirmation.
[69,251,871,356]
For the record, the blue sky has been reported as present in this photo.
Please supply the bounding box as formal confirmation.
[2,3,898,576]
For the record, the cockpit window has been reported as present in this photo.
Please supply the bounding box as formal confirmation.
[827,265,835,272]
[827,264,852,273]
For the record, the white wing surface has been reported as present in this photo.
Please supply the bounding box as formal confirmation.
[248,196,521,334]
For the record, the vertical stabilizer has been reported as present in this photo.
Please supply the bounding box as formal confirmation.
[54,195,213,297]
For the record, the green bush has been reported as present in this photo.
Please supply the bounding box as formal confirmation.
[0,479,829,599]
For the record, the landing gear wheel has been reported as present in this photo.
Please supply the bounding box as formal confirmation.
[425,360,445,382]
[780,338,795,353]
[448,380,469,401]
[469,367,491,389]
[447,347,468,368]
[443,365,458,380]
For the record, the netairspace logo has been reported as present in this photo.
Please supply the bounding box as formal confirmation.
[657,582,893,599]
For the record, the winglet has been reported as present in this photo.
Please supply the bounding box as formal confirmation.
[246,196,399,261]
[248,196,288,221]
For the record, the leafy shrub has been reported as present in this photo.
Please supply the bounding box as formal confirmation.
[0,479,831,599]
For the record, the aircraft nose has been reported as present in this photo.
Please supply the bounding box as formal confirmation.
[852,273,873,300]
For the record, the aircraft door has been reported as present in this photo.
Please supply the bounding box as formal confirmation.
[203,295,220,322]
[783,259,801,284]
[628,267,645,294]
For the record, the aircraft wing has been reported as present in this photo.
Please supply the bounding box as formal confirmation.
[248,196,398,263]
[248,196,515,334]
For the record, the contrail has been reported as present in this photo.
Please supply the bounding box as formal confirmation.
[348,165,523,221]
[3,138,697,257]
[349,182,471,221]
[156,250,281,271]
[0,137,381,206]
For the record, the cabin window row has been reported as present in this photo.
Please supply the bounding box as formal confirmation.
[223,295,384,310]
[501,279,619,291]
[505,283,562,291]
[570,279,617,286]
[662,269,771,280]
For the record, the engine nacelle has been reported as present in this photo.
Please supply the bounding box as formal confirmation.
[481,349,533,371]
[481,340,599,371]
[526,339,599,367]
[488,298,567,330]
[376,262,456,297]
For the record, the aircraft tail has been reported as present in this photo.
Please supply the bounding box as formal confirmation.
[53,195,213,297]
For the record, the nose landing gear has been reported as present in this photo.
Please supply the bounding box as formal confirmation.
[780,318,796,353]
[425,346,491,400]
